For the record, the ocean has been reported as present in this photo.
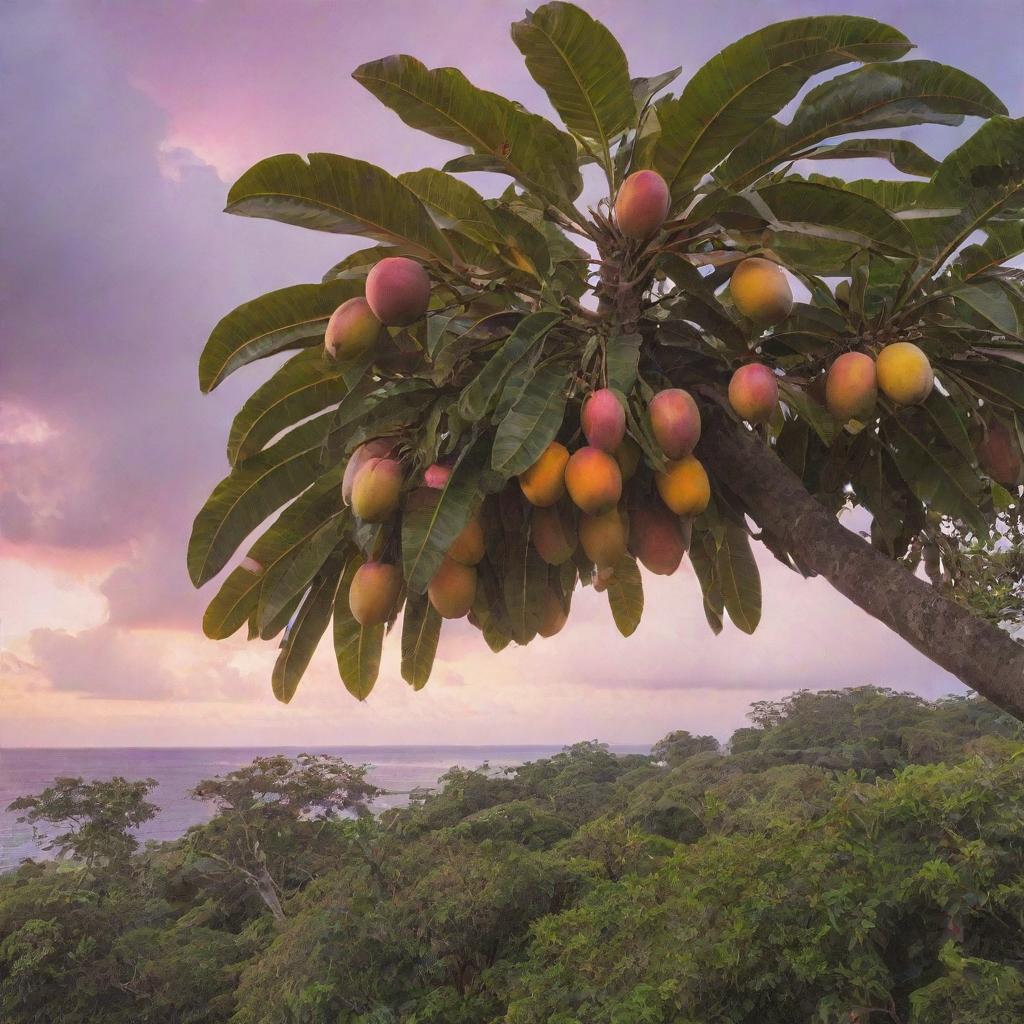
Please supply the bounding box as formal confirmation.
[0,744,649,872]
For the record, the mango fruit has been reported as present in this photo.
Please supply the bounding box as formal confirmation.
[565,447,622,515]
[365,257,431,326]
[656,456,711,516]
[729,257,793,326]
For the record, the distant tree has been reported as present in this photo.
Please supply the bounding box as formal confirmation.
[7,775,158,870]
[650,730,720,766]
[185,753,379,921]
[738,686,1024,770]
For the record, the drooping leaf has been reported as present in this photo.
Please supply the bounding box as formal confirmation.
[322,245,395,282]
[779,381,839,445]
[653,15,911,200]
[258,511,348,633]
[402,437,488,594]
[883,413,987,533]
[511,2,634,179]
[689,533,724,635]
[910,117,1024,280]
[272,557,343,704]
[491,362,569,477]
[353,55,582,204]
[488,205,553,280]
[718,60,1005,188]
[458,311,562,422]
[755,179,917,257]
[332,556,386,701]
[950,281,1021,337]
[227,348,372,465]
[202,565,264,640]
[242,480,347,644]
[397,168,502,248]
[503,533,549,644]
[794,138,939,177]
[716,524,762,634]
[952,221,1024,283]
[200,279,362,392]
[606,554,643,636]
[606,332,642,394]
[226,152,452,260]
[941,356,1024,410]
[188,412,337,587]
[401,592,442,690]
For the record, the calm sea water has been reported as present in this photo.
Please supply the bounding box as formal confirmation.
[0,744,649,872]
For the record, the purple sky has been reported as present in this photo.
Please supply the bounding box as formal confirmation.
[1,1,1022,747]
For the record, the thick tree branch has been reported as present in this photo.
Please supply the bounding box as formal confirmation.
[699,408,1024,721]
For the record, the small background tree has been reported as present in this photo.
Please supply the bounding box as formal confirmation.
[185,753,379,920]
[7,776,158,871]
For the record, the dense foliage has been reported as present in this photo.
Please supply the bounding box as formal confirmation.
[188,3,1024,706]
[5,686,1024,1023]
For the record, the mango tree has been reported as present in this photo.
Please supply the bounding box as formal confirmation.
[188,5,1024,717]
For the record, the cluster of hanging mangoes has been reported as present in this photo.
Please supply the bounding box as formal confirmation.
[189,6,1024,703]
[329,168,939,642]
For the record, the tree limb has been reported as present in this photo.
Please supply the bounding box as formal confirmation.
[699,407,1024,721]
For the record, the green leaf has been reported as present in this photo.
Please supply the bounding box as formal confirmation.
[401,592,442,690]
[659,256,747,352]
[606,332,642,394]
[251,489,346,644]
[504,534,549,644]
[200,279,363,392]
[779,381,839,445]
[272,558,343,704]
[491,362,569,478]
[631,67,682,113]
[653,15,911,201]
[951,281,1021,337]
[457,311,562,422]
[794,138,939,177]
[883,414,987,533]
[606,554,643,637]
[755,179,917,257]
[941,357,1024,410]
[716,524,761,634]
[202,565,263,640]
[226,152,451,260]
[488,205,553,280]
[257,511,347,633]
[689,534,724,635]
[402,437,488,594]
[322,246,394,282]
[911,117,1024,281]
[332,556,386,701]
[227,348,372,465]
[397,168,501,248]
[352,55,582,204]
[952,221,1024,282]
[511,2,634,181]
[917,390,974,462]
[188,412,336,587]
[718,60,1004,188]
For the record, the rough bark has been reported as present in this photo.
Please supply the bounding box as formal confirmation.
[699,407,1024,721]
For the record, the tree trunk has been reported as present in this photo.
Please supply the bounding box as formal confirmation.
[699,406,1024,721]
[252,864,286,922]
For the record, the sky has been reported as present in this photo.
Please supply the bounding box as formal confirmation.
[1,0,1023,748]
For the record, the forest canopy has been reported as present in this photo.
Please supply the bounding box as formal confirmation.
[4,686,1024,1023]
